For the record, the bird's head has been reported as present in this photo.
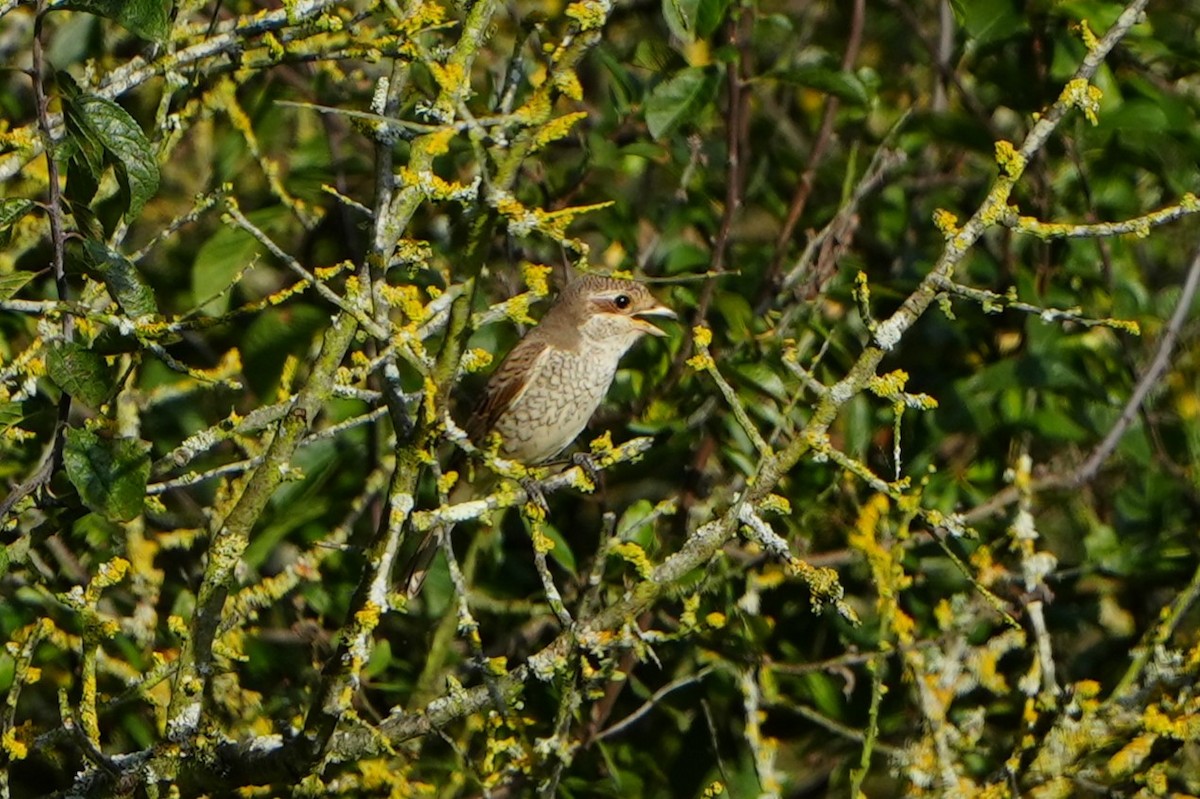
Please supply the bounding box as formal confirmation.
[554,275,676,347]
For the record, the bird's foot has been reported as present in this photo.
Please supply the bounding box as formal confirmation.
[519,476,550,517]
[570,451,602,488]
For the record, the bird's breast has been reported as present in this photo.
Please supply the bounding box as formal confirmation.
[491,346,622,464]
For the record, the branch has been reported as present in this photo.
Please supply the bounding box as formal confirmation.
[965,233,1200,522]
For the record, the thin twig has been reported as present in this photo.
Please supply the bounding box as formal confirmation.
[659,11,752,392]
[223,203,389,339]
[8,3,73,514]
[593,667,713,742]
[964,237,1200,522]
[760,0,866,303]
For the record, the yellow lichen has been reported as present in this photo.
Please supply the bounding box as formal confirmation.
[589,430,614,454]
[427,61,465,94]
[681,594,700,629]
[425,126,456,156]
[355,602,381,628]
[611,541,653,578]
[565,0,609,30]
[504,294,537,326]
[422,375,437,422]
[868,369,909,398]
[994,139,1026,178]
[759,494,791,516]
[262,32,285,61]
[932,208,960,238]
[552,73,584,103]
[530,523,554,552]
[1076,19,1099,51]
[521,262,553,296]
[461,348,493,372]
[2,727,27,760]
[382,283,428,324]
[1107,732,1156,778]
[1061,78,1103,125]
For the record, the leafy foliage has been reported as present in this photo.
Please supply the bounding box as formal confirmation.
[2,1,1200,798]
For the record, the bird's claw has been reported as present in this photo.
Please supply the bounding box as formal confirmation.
[571,451,602,486]
[519,476,550,516]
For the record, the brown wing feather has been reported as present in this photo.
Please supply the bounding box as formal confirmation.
[464,335,551,443]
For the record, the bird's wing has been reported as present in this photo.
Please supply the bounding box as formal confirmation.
[465,336,553,443]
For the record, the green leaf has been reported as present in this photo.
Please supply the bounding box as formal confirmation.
[538,519,577,575]
[772,66,870,106]
[661,0,699,43]
[803,671,847,720]
[65,174,103,240]
[633,39,679,73]
[55,0,172,42]
[0,197,35,226]
[596,48,639,114]
[645,67,719,139]
[0,401,23,433]
[82,240,158,318]
[661,0,726,41]
[363,639,393,680]
[694,0,730,38]
[616,499,657,548]
[46,341,115,409]
[0,272,35,302]
[58,73,105,180]
[75,94,160,219]
[241,304,328,398]
[1031,405,1092,443]
[0,198,35,248]
[191,205,287,316]
[62,427,151,522]
[949,0,1028,46]
[58,72,160,224]
[731,361,788,402]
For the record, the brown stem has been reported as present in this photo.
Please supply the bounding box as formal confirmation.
[758,0,866,306]
[658,12,752,395]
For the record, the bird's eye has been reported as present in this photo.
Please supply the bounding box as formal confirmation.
[613,294,632,309]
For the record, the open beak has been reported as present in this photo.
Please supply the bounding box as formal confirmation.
[632,305,677,337]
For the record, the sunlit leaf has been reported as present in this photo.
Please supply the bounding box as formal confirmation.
[62,427,151,522]
[645,67,719,139]
[55,0,172,42]
[46,341,115,409]
[949,0,1028,45]
[82,240,158,318]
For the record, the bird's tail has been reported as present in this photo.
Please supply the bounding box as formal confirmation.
[400,472,482,599]
[400,525,442,599]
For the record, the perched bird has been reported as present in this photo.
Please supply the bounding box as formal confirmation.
[402,274,675,597]
[466,274,676,463]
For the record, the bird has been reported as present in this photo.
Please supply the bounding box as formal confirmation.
[401,273,676,598]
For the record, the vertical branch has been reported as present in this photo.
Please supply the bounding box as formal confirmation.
[661,11,752,390]
[29,3,73,479]
[0,619,50,791]
[167,313,361,733]
[301,0,503,756]
[759,0,865,303]
[740,667,782,799]
[29,5,68,339]
[527,515,574,628]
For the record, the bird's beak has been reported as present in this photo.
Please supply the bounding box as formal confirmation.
[631,305,676,337]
